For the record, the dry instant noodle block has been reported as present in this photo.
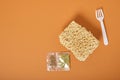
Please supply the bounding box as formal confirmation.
[59,21,99,61]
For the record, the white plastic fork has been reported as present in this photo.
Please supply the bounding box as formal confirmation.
[96,8,108,45]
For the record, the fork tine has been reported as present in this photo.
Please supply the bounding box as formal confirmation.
[96,9,100,18]
[98,9,101,17]
[100,9,104,17]
[95,10,99,18]
[99,9,104,17]
[99,9,102,17]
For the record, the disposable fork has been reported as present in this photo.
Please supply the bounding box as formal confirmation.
[95,8,108,45]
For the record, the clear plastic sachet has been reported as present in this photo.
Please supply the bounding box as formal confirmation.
[47,52,70,71]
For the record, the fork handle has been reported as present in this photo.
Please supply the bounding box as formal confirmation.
[100,20,108,45]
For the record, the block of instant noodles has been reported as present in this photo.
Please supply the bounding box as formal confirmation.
[59,21,99,61]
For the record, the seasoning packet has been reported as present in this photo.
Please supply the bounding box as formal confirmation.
[47,52,70,71]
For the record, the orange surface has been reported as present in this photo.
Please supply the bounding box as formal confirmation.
[0,0,120,80]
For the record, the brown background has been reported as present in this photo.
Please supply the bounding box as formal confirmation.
[0,0,120,80]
